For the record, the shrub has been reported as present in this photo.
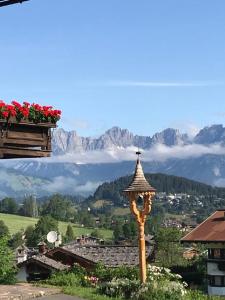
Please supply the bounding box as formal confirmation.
[184,290,221,300]
[92,263,138,282]
[43,264,86,287]
[97,278,140,298]
[0,237,17,284]
[97,265,187,299]
[44,272,81,287]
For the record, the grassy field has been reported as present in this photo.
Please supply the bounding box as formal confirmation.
[0,213,113,240]
[113,207,130,216]
[164,213,187,221]
[92,199,112,208]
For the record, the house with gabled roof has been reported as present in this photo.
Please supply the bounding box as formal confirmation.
[18,243,154,281]
[181,209,225,296]
[17,254,69,282]
[47,244,154,269]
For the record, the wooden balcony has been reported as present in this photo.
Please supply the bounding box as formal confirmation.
[0,119,56,159]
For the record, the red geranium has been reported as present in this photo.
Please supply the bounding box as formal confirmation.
[0,100,61,124]
[2,111,9,118]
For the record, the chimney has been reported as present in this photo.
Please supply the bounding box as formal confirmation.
[38,242,47,254]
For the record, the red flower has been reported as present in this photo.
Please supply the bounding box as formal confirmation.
[20,107,29,117]
[10,110,17,117]
[0,100,61,123]
[6,105,16,112]
[11,101,21,108]
[43,111,50,117]
[23,101,30,107]
[33,103,42,111]
[2,111,9,118]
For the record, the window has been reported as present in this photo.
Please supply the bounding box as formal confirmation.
[209,276,225,287]
[214,249,221,259]
[214,276,222,286]
[208,248,225,259]
[208,249,213,259]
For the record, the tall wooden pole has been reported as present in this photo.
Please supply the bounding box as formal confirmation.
[139,222,147,283]
[123,153,156,284]
[129,192,154,284]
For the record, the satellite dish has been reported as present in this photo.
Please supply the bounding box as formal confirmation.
[47,231,58,243]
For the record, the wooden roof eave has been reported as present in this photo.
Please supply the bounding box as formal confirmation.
[47,247,97,267]
[18,258,60,272]
[0,0,29,7]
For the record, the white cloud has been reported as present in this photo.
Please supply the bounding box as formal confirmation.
[35,143,225,165]
[214,178,225,187]
[142,143,225,162]
[87,80,223,88]
[75,181,102,194]
[44,176,101,195]
[213,166,221,177]
[185,124,200,139]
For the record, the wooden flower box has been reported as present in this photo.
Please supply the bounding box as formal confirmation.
[0,119,56,159]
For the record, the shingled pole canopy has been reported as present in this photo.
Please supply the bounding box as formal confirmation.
[123,152,156,283]
[0,0,29,7]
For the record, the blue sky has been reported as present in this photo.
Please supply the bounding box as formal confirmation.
[0,0,225,137]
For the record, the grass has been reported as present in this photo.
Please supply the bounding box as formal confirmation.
[164,213,186,220]
[62,285,222,300]
[113,207,130,216]
[0,213,113,239]
[39,284,121,300]
[64,286,122,300]
[92,200,112,208]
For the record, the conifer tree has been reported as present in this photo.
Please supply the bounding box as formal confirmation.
[65,224,74,243]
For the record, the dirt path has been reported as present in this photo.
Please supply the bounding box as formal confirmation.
[0,283,60,299]
[37,295,83,300]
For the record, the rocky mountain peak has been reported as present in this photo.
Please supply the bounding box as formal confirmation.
[151,128,184,146]
[52,124,225,155]
[194,124,225,144]
[103,127,134,147]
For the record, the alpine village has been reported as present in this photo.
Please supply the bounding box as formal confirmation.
[0,0,225,300]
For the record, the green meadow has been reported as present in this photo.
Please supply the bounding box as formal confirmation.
[0,213,113,240]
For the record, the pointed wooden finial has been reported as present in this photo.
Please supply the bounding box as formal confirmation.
[123,151,156,193]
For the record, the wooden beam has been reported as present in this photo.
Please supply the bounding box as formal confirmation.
[0,0,29,7]
[0,146,51,158]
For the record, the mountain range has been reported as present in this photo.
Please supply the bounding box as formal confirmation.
[52,126,187,154]
[52,124,225,154]
[1,124,225,198]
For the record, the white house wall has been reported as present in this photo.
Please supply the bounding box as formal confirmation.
[207,262,225,276]
[16,266,27,282]
[208,286,225,296]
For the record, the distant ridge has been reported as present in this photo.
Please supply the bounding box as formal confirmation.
[52,126,188,154]
[0,124,225,197]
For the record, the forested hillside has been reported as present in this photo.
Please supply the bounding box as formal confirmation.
[92,173,225,205]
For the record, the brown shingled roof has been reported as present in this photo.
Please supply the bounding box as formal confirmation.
[181,210,225,243]
[62,244,152,267]
[123,158,156,193]
[27,255,69,271]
